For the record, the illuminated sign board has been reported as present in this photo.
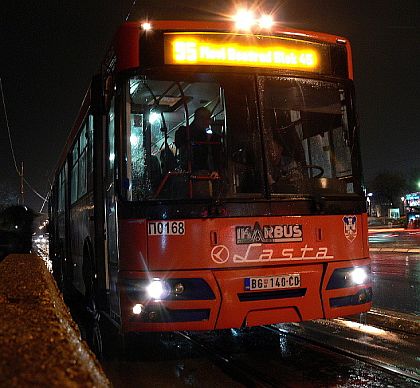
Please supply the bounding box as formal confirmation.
[164,32,325,72]
[406,193,420,207]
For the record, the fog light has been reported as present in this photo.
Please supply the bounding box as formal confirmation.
[146,279,169,300]
[132,303,143,315]
[148,311,158,321]
[174,282,185,295]
[350,268,368,285]
[358,290,368,304]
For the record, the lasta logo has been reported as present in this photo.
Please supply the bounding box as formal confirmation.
[210,243,334,265]
[236,222,303,244]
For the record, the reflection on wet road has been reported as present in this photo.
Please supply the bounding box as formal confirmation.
[371,252,419,314]
[368,229,420,250]
[369,228,420,315]
[99,228,420,386]
[101,322,419,387]
[101,332,244,388]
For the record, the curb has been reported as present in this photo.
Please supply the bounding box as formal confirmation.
[0,254,111,387]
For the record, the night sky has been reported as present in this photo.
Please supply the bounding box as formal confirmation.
[0,0,419,211]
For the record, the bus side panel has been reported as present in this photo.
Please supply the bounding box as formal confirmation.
[119,219,148,271]
[361,213,370,258]
[116,24,140,72]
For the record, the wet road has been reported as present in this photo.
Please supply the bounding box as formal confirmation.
[101,321,419,387]
[368,228,420,250]
[99,229,419,387]
[32,229,419,385]
[369,228,420,315]
[371,252,419,314]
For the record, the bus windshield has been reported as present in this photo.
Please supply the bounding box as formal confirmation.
[123,74,360,201]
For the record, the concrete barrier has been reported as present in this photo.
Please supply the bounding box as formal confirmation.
[0,254,111,387]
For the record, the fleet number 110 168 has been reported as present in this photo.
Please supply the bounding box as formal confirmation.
[148,221,185,236]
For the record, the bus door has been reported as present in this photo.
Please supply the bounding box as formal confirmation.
[104,96,121,321]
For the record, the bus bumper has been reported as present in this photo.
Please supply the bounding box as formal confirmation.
[119,258,371,333]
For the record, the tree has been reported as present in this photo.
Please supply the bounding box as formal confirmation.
[371,171,406,207]
[405,167,420,193]
[0,182,19,212]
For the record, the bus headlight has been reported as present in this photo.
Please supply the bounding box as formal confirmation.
[146,279,170,300]
[132,303,144,315]
[326,265,370,290]
[350,267,368,285]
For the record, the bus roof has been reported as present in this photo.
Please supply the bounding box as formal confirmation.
[125,19,350,44]
[114,20,352,76]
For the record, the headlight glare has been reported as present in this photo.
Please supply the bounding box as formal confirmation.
[132,303,143,315]
[146,279,169,300]
[350,267,368,285]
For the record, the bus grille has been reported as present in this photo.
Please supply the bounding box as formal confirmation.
[238,288,307,302]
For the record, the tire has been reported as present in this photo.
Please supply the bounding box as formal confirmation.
[81,242,103,359]
[84,300,103,360]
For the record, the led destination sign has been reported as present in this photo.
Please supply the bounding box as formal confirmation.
[164,32,324,72]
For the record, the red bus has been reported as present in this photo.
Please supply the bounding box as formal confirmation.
[49,14,371,346]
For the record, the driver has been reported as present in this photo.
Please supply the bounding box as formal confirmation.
[175,107,220,178]
[267,140,301,186]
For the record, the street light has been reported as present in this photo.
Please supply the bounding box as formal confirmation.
[366,193,373,216]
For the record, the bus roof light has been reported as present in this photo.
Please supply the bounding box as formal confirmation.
[141,22,152,31]
[234,9,255,31]
[258,14,274,29]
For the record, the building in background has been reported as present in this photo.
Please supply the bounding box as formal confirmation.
[404,192,420,228]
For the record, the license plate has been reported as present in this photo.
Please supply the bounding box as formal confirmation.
[244,274,301,291]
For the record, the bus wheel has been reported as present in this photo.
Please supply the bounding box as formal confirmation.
[85,300,103,359]
[81,243,103,358]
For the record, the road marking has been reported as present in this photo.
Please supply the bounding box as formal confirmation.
[369,248,420,253]
[368,228,405,233]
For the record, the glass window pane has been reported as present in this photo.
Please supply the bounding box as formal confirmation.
[71,163,78,203]
[127,77,227,200]
[72,140,79,165]
[88,115,94,174]
[108,99,115,172]
[58,167,66,212]
[80,124,87,151]
[261,77,355,195]
[78,152,87,197]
